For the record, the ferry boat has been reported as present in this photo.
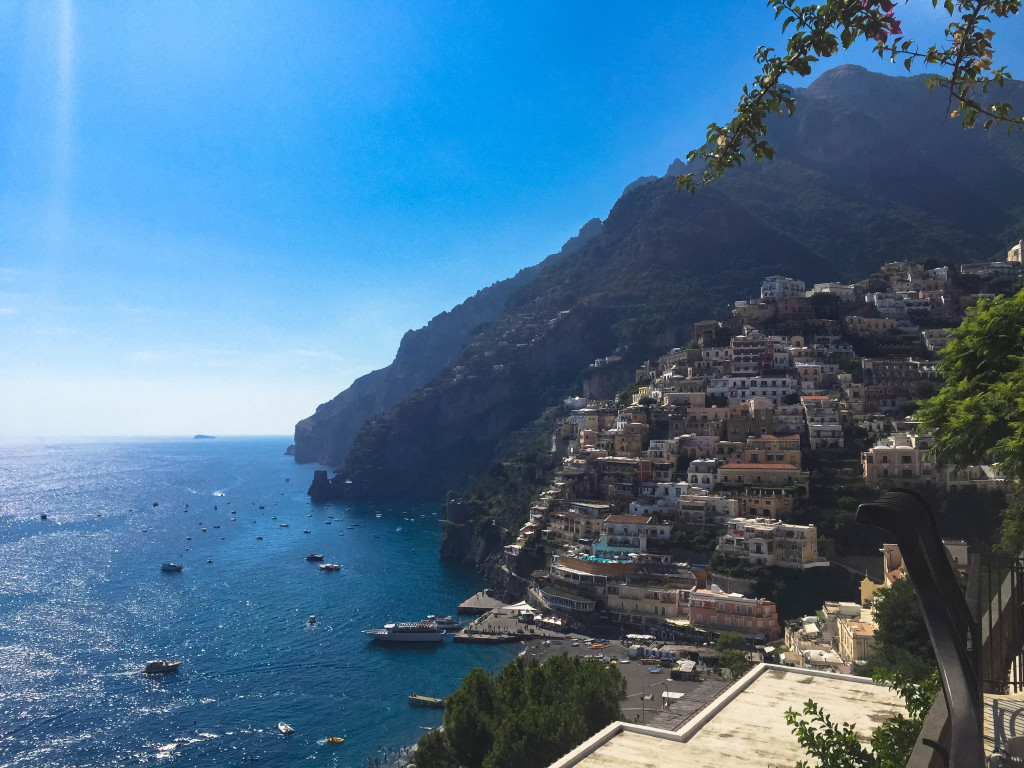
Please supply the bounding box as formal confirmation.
[362,621,446,643]
[425,615,461,631]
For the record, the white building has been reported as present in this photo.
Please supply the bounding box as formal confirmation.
[686,458,719,491]
[761,275,806,301]
[808,282,857,301]
[705,375,798,407]
[717,517,822,569]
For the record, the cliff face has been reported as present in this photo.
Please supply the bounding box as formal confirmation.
[301,66,1024,509]
[292,218,603,466]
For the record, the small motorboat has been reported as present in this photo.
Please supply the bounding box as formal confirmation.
[305,554,325,561]
[40,513,47,520]
[308,615,317,625]
[280,523,288,528]
[326,736,344,744]
[319,563,340,572]
[278,722,294,735]
[143,659,181,674]
[161,563,183,573]
[256,536,263,540]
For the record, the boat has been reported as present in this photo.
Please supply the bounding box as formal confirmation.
[40,513,47,520]
[362,621,446,643]
[319,563,340,571]
[278,722,294,735]
[305,553,325,561]
[408,694,445,709]
[425,615,462,631]
[161,563,183,572]
[280,523,288,528]
[143,659,181,674]
[326,736,344,744]
[308,615,317,625]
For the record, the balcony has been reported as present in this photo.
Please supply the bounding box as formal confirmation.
[856,490,1024,767]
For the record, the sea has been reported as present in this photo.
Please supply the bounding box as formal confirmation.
[0,436,520,768]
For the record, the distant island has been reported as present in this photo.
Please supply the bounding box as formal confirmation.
[193,435,215,439]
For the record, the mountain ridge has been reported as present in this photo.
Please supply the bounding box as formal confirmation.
[296,65,1024,500]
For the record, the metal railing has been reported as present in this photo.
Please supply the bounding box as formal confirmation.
[856,489,983,768]
[977,553,1024,696]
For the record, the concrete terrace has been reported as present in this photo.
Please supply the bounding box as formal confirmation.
[548,664,904,768]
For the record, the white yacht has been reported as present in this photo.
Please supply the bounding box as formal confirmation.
[362,621,446,643]
[425,615,461,632]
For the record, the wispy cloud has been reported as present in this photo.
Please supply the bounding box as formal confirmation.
[0,307,17,316]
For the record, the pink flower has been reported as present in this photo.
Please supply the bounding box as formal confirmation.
[880,0,895,11]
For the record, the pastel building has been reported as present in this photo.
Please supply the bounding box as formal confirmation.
[688,585,781,641]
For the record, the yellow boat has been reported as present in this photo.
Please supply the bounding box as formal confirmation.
[326,736,345,744]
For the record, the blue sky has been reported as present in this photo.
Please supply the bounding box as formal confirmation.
[2,1,1022,438]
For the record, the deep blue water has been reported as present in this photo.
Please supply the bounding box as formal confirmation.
[0,437,518,767]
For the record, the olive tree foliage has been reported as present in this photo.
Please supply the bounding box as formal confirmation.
[678,0,1023,192]
[916,288,1024,480]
